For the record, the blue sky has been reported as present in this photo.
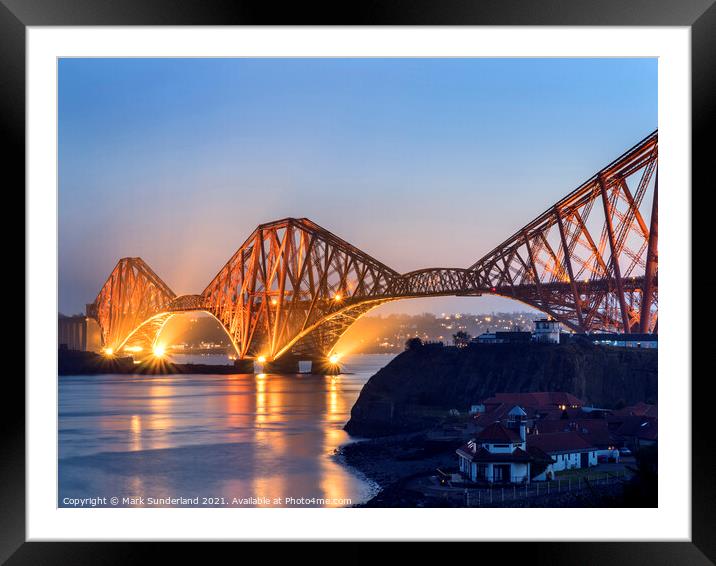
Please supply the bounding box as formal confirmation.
[59,58,657,315]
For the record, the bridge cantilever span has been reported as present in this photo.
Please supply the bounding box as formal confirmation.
[87,130,657,360]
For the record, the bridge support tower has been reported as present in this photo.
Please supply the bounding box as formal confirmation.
[310,358,342,375]
[233,358,256,373]
[264,355,300,374]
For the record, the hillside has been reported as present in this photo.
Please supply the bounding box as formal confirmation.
[344,342,657,437]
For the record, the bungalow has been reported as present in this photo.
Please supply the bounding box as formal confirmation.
[533,419,619,462]
[529,431,599,480]
[456,408,533,484]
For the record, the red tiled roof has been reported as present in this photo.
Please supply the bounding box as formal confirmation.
[534,419,613,448]
[615,416,658,441]
[527,431,596,454]
[616,402,658,418]
[475,423,523,443]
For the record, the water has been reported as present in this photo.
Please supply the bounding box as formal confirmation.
[58,353,396,507]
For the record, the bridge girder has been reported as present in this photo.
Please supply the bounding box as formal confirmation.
[86,131,658,359]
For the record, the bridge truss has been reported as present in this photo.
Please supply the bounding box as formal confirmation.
[87,131,658,360]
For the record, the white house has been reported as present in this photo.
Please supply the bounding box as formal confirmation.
[456,406,534,484]
[533,318,561,344]
[528,431,598,481]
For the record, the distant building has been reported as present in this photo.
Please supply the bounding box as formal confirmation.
[58,314,102,352]
[473,330,532,344]
[475,332,497,344]
[496,331,532,343]
[533,318,561,344]
[586,333,658,349]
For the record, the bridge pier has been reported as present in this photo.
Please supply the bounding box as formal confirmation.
[233,358,255,373]
[310,359,342,375]
[264,355,300,374]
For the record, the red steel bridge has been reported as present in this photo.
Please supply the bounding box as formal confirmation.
[87,131,658,364]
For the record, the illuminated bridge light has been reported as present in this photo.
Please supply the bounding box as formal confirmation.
[328,353,341,365]
[257,356,267,364]
[152,345,166,358]
[102,347,114,357]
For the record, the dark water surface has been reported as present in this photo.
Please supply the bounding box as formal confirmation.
[58,354,395,507]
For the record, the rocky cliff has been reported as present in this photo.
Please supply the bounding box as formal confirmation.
[344,342,657,437]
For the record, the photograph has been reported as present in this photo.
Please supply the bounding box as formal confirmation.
[57,56,659,510]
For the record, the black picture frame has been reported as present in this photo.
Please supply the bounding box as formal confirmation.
[5,0,710,562]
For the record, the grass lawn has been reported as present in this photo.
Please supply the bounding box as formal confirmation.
[553,466,633,481]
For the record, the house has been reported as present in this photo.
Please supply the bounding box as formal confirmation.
[587,333,658,349]
[528,431,598,480]
[495,331,533,343]
[469,392,587,436]
[610,415,658,451]
[533,318,561,343]
[473,331,533,344]
[616,402,658,418]
[533,419,619,462]
[456,408,533,484]
[458,405,603,483]
[475,332,498,344]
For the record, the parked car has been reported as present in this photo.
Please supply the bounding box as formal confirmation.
[619,447,632,457]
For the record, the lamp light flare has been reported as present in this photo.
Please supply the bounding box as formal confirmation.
[328,353,341,365]
[152,344,166,358]
[103,347,114,357]
[257,355,267,364]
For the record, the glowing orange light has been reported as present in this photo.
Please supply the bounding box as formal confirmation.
[103,347,114,357]
[124,345,143,353]
[152,345,166,358]
[271,298,278,306]
[333,294,342,302]
[257,355,267,364]
[328,353,341,365]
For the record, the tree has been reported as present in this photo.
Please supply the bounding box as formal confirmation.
[405,337,423,351]
[452,331,471,348]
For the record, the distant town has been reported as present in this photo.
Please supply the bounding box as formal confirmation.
[59,310,658,357]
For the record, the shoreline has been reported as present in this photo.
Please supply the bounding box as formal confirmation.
[336,433,459,507]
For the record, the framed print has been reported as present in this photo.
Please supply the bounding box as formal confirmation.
[5,0,713,562]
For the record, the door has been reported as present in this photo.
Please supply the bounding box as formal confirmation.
[493,464,510,483]
[580,452,588,468]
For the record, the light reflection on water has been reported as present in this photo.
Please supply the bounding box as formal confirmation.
[58,353,395,508]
